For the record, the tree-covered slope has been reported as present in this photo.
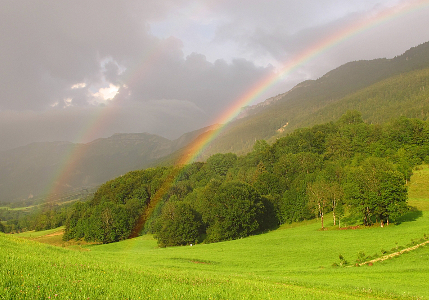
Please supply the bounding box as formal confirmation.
[63,113,429,247]
[202,42,429,156]
[294,67,429,130]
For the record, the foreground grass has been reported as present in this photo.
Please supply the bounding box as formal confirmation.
[1,166,429,299]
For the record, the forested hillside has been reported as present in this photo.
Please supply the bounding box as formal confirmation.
[62,112,429,246]
[202,42,429,156]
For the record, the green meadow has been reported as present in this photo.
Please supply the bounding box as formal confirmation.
[2,166,429,299]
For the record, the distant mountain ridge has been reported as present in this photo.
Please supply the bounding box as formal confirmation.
[0,127,213,202]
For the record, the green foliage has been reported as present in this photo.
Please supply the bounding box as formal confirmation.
[61,112,428,246]
[203,181,266,242]
[205,153,238,177]
[155,202,203,247]
[63,167,168,243]
[344,157,408,225]
[280,180,312,224]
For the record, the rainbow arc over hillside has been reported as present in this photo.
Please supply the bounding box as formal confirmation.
[176,0,429,167]
[129,0,429,236]
[44,0,429,232]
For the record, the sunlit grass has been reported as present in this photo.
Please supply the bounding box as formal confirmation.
[408,164,429,211]
[14,227,64,238]
[2,165,429,299]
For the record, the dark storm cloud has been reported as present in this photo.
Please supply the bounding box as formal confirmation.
[124,49,274,117]
[0,0,155,110]
[0,0,274,112]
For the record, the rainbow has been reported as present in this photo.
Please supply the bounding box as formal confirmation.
[176,0,429,166]
[42,105,117,203]
[129,0,429,236]
[45,0,428,226]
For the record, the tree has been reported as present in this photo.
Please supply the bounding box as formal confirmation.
[335,202,345,228]
[279,174,312,224]
[337,110,364,126]
[344,157,408,226]
[63,201,88,241]
[155,202,203,247]
[307,180,331,229]
[205,153,238,177]
[203,181,265,242]
[329,182,344,226]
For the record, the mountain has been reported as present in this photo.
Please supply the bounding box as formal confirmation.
[200,41,429,156]
[2,42,429,203]
[0,128,212,202]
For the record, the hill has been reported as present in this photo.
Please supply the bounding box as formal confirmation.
[0,127,213,202]
[200,41,429,157]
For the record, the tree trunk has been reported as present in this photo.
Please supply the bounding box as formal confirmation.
[321,213,324,229]
[318,202,324,229]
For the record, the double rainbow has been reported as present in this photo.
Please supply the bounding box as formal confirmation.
[44,0,429,231]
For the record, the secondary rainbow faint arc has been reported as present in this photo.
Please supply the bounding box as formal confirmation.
[174,0,429,167]
[45,0,427,208]
[42,37,166,202]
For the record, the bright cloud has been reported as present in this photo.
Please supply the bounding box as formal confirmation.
[64,98,73,107]
[92,84,120,102]
[71,83,87,89]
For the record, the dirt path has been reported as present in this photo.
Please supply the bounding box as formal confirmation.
[359,240,429,266]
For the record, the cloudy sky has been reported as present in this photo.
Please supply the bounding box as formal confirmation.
[1,0,428,151]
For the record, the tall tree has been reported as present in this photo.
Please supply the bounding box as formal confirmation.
[344,157,408,226]
[307,180,331,229]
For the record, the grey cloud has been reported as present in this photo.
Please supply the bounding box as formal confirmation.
[103,61,121,85]
[212,0,429,78]
[0,0,170,110]
[125,49,275,118]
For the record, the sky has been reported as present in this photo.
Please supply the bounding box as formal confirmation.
[1,0,429,151]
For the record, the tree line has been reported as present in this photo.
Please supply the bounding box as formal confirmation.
[55,112,429,245]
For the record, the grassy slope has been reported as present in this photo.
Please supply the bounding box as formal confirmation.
[2,167,429,299]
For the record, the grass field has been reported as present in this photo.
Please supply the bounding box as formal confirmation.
[1,166,429,299]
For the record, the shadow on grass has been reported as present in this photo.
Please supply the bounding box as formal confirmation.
[396,206,423,224]
[170,257,220,265]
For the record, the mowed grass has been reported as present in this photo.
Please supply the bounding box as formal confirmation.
[2,166,429,299]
